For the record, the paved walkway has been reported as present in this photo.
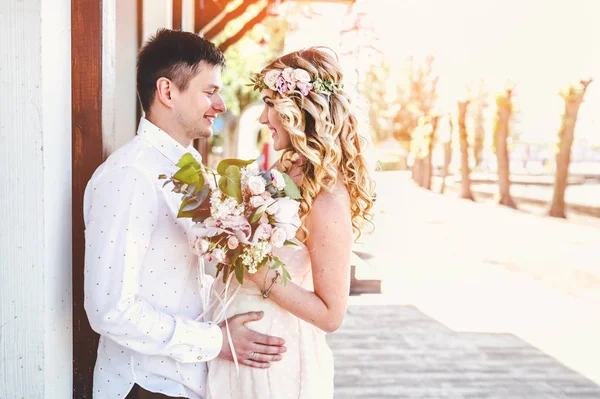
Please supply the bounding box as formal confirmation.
[328,172,600,398]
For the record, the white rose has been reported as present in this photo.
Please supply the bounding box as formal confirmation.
[270,169,287,190]
[273,197,301,239]
[270,227,287,248]
[247,175,266,196]
[265,200,279,215]
[264,70,280,90]
[212,248,226,263]
[292,68,311,83]
[244,162,260,177]
[282,67,295,83]
[249,195,266,208]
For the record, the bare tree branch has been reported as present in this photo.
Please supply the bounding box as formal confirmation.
[218,4,269,52]
[205,0,262,40]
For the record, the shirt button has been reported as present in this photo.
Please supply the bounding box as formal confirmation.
[197,356,203,360]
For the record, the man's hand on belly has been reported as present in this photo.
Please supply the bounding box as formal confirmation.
[217,311,287,368]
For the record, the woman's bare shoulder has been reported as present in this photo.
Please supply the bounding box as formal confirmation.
[309,179,351,222]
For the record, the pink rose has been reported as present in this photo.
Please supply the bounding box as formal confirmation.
[227,235,239,250]
[270,227,287,248]
[254,223,273,241]
[191,237,210,255]
[275,76,290,94]
[297,81,314,96]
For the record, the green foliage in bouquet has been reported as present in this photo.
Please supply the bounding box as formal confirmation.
[159,154,302,286]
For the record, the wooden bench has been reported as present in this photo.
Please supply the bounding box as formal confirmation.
[349,250,381,296]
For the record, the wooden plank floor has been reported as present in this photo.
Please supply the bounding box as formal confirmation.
[327,305,600,399]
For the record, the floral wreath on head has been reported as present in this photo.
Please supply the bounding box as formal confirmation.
[250,67,343,96]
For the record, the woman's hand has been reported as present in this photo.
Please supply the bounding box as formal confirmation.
[243,263,270,286]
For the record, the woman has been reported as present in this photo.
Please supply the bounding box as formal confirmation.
[207,47,374,398]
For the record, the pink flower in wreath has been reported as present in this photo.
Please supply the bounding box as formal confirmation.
[275,75,290,94]
[297,81,314,96]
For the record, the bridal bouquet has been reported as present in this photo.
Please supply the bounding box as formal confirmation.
[159,154,302,286]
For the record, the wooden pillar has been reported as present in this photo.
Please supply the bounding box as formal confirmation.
[194,1,213,162]
[72,0,104,397]
[173,0,183,30]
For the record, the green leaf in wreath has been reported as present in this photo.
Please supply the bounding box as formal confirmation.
[218,165,242,203]
[217,158,256,175]
[283,240,300,247]
[282,173,302,199]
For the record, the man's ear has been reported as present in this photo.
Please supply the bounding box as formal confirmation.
[156,77,175,109]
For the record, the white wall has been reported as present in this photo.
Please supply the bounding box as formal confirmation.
[143,0,173,43]
[182,0,196,32]
[103,0,139,155]
[0,1,72,398]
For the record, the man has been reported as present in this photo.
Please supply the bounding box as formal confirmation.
[84,29,286,399]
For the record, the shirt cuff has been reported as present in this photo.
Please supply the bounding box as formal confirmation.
[169,315,222,363]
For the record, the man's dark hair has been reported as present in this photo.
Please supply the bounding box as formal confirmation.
[137,29,226,113]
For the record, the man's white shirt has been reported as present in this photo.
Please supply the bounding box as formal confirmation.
[84,118,222,399]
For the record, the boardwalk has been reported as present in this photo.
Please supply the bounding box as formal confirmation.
[328,172,600,398]
[328,305,600,398]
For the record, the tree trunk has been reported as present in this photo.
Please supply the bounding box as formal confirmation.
[422,116,439,190]
[494,89,517,208]
[548,79,593,218]
[412,158,423,185]
[458,101,475,200]
[440,116,453,194]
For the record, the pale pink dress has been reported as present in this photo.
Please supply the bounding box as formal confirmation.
[206,242,334,399]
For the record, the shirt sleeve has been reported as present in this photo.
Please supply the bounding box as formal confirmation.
[83,165,222,363]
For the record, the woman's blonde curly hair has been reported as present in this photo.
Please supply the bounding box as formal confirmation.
[259,47,375,240]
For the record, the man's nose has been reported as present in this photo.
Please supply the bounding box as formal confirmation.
[213,94,227,113]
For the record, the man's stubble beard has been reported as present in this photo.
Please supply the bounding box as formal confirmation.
[178,114,212,142]
[186,127,212,141]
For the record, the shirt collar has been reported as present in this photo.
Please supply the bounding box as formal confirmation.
[137,117,202,165]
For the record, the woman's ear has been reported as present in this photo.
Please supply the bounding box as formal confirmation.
[155,77,174,109]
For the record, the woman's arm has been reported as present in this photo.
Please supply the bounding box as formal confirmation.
[246,182,353,333]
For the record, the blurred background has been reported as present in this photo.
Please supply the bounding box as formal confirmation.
[204,1,600,397]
